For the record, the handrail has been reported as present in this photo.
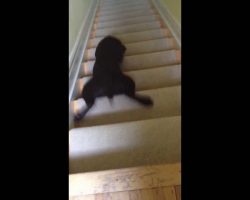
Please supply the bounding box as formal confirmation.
[69,0,100,129]
[69,0,100,103]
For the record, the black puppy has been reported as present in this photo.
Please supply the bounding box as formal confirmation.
[74,36,153,121]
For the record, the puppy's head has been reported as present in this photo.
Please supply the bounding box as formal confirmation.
[95,36,126,63]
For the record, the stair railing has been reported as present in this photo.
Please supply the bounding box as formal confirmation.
[69,0,100,129]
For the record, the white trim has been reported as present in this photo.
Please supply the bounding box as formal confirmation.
[152,0,181,48]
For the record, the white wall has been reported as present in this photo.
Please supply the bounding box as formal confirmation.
[69,0,92,56]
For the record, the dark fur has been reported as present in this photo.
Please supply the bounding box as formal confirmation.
[74,36,153,121]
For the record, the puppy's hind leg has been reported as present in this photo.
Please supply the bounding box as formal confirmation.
[74,101,94,121]
[130,94,154,106]
[121,75,154,106]
[74,94,95,121]
[74,80,96,122]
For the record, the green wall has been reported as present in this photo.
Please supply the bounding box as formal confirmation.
[160,0,181,24]
[69,0,92,55]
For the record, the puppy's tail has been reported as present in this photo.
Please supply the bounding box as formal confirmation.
[131,94,154,106]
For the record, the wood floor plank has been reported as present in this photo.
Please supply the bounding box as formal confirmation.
[70,186,179,200]
[163,186,177,200]
[175,185,181,200]
[69,163,181,196]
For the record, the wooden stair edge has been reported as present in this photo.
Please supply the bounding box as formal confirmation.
[69,162,181,197]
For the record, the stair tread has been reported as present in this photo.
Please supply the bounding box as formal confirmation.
[85,38,177,60]
[81,50,181,76]
[74,86,180,127]
[70,116,181,173]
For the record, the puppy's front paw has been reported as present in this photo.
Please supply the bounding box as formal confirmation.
[74,113,83,122]
[145,98,154,106]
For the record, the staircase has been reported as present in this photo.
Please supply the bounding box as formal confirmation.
[69,0,181,176]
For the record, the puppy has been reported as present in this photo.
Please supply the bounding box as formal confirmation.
[74,36,153,121]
